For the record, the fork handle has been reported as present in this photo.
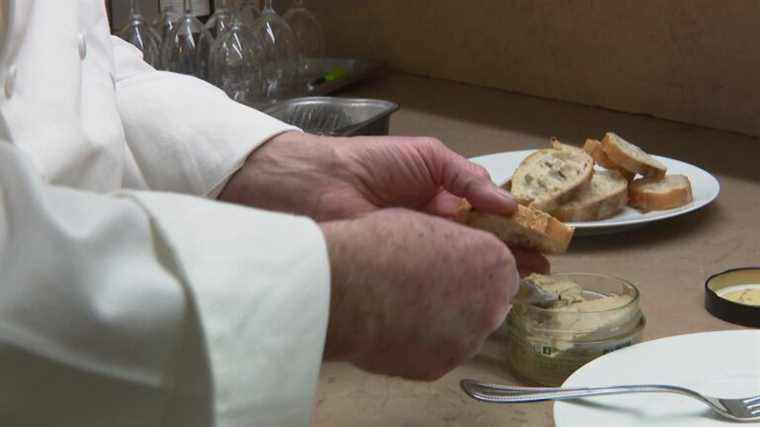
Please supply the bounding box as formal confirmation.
[460,379,701,404]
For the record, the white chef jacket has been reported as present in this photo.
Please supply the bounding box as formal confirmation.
[0,1,330,426]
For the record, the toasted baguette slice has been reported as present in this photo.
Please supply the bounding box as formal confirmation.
[554,169,629,221]
[601,132,667,178]
[583,138,636,182]
[629,175,693,213]
[458,202,574,254]
[550,138,584,154]
[511,143,594,213]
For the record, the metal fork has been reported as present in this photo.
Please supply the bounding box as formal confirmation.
[460,379,760,422]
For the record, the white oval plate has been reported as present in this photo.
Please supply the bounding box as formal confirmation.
[470,150,721,236]
[554,330,760,426]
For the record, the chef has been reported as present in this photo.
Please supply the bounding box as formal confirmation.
[0,1,545,426]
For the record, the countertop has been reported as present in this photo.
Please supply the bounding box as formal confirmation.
[312,73,759,426]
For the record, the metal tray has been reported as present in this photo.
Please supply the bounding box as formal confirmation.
[263,97,399,136]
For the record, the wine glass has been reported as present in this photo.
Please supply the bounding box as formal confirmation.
[250,0,301,99]
[205,0,236,38]
[234,0,262,28]
[283,0,325,59]
[160,0,215,80]
[209,13,263,105]
[151,3,180,44]
[118,0,161,67]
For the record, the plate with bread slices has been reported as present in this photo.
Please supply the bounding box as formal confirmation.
[470,132,720,237]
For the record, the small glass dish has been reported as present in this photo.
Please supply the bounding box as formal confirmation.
[502,273,645,386]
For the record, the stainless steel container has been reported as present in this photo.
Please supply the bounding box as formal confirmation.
[263,97,399,136]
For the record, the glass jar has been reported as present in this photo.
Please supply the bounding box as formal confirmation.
[503,273,645,386]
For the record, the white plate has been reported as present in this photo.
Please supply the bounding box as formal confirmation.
[470,151,721,236]
[555,330,760,426]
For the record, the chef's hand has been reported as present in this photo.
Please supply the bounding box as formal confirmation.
[319,208,519,380]
[220,131,516,220]
[220,131,549,276]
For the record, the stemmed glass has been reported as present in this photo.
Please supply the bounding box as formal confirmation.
[151,3,180,44]
[235,0,262,28]
[205,0,236,38]
[250,0,301,99]
[160,0,215,80]
[118,0,161,67]
[283,0,325,59]
[209,13,263,105]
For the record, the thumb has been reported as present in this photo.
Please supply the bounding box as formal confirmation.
[418,139,517,215]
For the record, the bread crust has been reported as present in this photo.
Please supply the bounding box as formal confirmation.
[457,202,574,254]
[583,138,636,182]
[629,175,693,212]
[511,144,594,213]
[554,170,629,221]
[601,132,667,178]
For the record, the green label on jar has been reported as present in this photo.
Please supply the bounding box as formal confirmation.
[507,333,639,386]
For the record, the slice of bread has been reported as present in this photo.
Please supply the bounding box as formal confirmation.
[583,138,636,182]
[510,143,594,213]
[601,132,667,178]
[629,174,693,213]
[550,138,585,154]
[553,169,629,222]
[457,202,574,254]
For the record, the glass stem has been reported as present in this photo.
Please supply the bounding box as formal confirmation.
[264,0,274,12]
[129,0,140,15]
[183,0,193,14]
[293,0,304,7]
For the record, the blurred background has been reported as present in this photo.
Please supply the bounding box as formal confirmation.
[109,1,760,137]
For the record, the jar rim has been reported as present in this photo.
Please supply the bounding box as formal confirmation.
[516,272,640,314]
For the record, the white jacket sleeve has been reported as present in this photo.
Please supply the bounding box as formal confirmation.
[111,37,299,197]
[0,143,329,427]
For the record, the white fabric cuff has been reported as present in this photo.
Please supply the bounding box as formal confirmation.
[113,38,300,196]
[204,128,303,199]
[122,191,330,426]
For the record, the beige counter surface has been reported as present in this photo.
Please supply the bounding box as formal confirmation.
[313,74,759,427]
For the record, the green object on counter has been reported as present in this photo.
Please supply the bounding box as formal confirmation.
[310,67,348,87]
[324,67,348,82]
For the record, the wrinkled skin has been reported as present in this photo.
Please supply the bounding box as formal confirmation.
[321,209,520,380]
[220,131,550,380]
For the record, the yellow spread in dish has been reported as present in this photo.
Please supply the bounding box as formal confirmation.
[721,287,760,307]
